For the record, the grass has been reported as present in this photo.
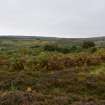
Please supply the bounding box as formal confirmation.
[0,37,105,104]
[90,63,105,75]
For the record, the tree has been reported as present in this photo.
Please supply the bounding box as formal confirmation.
[82,41,95,49]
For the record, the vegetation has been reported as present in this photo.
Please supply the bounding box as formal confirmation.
[82,41,95,49]
[0,36,105,105]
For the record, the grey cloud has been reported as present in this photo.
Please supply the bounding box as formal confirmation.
[0,0,105,38]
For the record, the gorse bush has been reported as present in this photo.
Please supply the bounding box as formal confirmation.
[89,47,97,53]
[82,41,95,49]
[43,44,58,52]
[35,51,105,70]
[43,44,81,53]
[2,49,105,71]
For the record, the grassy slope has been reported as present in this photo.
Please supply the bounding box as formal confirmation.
[0,36,105,105]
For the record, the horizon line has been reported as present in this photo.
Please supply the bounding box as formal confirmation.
[0,34,105,39]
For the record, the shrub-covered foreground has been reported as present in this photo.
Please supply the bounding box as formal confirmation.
[0,38,105,105]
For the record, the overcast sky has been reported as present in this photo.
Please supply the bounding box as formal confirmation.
[0,0,105,38]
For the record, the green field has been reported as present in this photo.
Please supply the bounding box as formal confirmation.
[0,36,105,105]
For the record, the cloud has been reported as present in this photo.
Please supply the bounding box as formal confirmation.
[0,0,105,38]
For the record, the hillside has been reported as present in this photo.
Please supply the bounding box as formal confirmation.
[0,36,105,105]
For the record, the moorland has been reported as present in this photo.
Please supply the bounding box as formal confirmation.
[0,36,105,105]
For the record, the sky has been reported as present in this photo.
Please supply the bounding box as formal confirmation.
[0,0,105,38]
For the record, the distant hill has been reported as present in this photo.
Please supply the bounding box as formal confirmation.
[0,35,105,41]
